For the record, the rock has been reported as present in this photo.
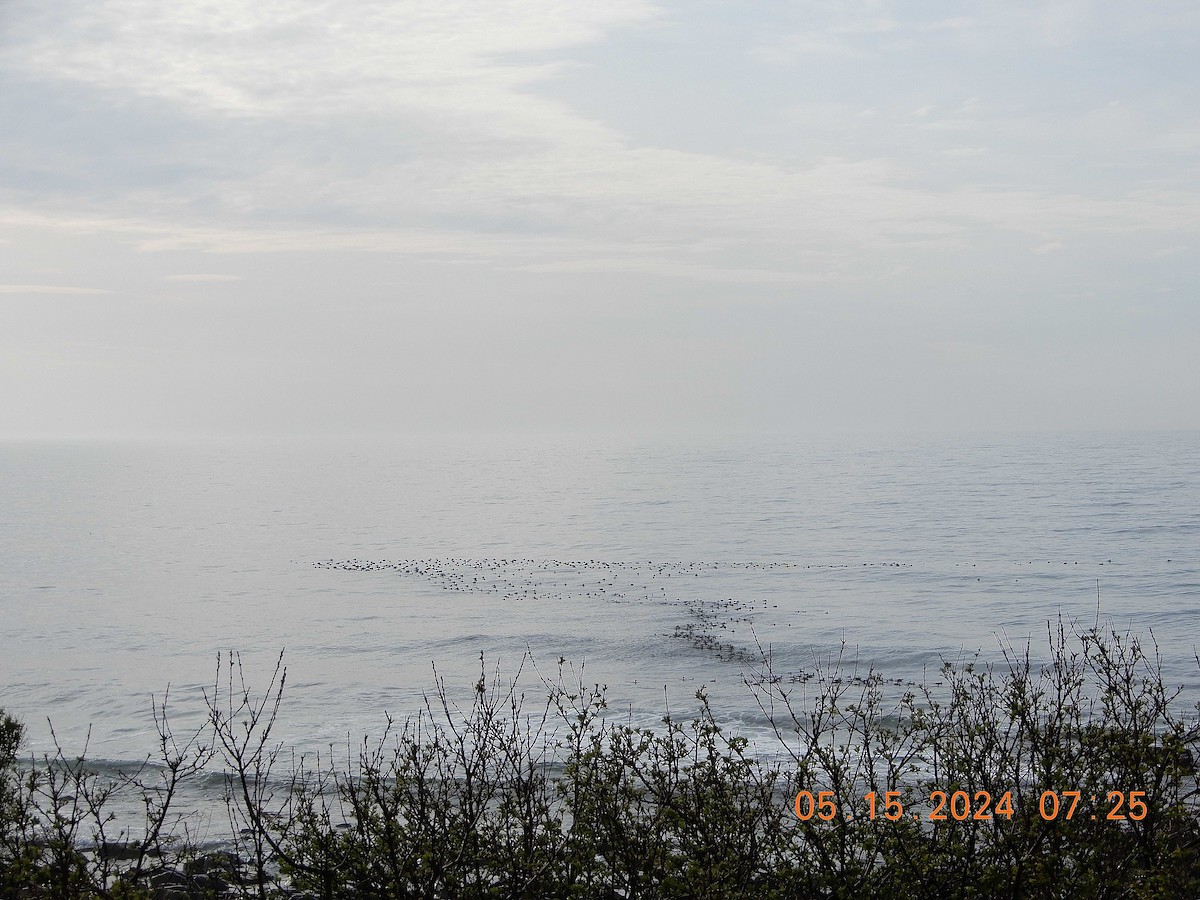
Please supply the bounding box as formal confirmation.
[183,850,241,876]
[97,840,145,861]
[149,869,191,888]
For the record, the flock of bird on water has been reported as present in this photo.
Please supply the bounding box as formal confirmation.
[313,557,926,690]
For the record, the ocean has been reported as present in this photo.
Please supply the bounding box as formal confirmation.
[2,431,1198,785]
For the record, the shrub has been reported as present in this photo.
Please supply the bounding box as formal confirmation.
[2,619,1199,898]
[0,695,214,899]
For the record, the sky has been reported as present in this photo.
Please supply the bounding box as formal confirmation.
[1,0,1198,438]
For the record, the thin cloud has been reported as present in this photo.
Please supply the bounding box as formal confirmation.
[3,1,1198,280]
[164,274,244,282]
[0,1,1198,436]
[510,257,853,284]
[0,284,114,294]
[8,0,661,118]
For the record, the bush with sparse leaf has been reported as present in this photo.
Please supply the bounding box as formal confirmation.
[2,618,1199,898]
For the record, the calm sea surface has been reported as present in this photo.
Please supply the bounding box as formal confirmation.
[2,432,1199,773]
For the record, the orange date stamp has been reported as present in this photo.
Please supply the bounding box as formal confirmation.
[793,789,1149,823]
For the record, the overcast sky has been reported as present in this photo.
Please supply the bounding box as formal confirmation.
[1,0,1197,438]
